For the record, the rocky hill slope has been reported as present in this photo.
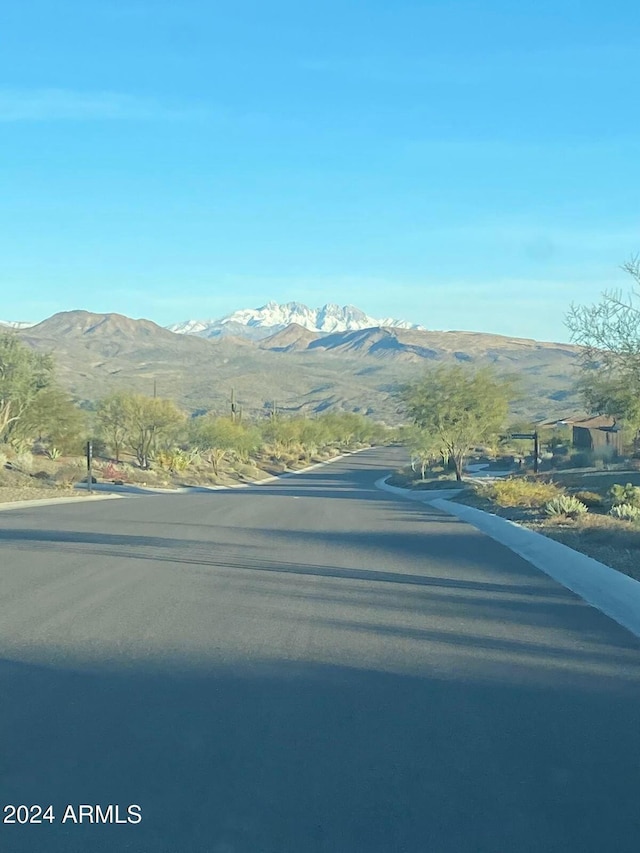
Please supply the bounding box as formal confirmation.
[14,310,583,422]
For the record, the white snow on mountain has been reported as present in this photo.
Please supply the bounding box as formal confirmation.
[0,320,35,329]
[167,301,424,338]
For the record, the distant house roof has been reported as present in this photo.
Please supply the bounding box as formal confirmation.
[537,415,620,431]
[537,416,583,428]
[571,415,621,431]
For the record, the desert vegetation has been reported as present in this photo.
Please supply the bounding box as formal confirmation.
[398,364,515,481]
[392,333,640,579]
[0,331,396,501]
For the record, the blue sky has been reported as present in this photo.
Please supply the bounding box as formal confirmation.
[0,0,638,342]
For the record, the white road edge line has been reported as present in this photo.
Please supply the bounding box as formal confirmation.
[375,475,640,641]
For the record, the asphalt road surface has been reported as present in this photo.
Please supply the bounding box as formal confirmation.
[1,447,640,853]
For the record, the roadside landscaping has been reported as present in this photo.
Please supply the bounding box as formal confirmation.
[0,442,373,506]
[0,462,89,505]
[390,463,640,583]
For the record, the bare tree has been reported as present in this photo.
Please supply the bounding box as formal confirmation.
[565,255,640,378]
[565,256,640,444]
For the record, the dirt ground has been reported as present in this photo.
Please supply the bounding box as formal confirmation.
[452,486,640,582]
[542,470,640,490]
[0,485,84,504]
[390,465,640,583]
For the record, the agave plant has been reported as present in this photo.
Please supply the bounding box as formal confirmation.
[608,483,640,509]
[544,495,588,518]
[609,503,640,521]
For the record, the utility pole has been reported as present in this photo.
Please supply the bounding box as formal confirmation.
[153,379,157,399]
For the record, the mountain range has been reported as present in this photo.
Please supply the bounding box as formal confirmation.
[167,301,425,339]
[5,307,585,423]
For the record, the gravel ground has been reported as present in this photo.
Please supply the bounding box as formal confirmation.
[389,468,640,583]
[0,485,83,504]
[452,488,640,582]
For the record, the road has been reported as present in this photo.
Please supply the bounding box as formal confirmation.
[1,447,639,852]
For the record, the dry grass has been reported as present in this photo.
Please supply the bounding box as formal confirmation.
[482,477,562,508]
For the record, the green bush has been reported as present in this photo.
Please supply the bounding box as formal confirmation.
[609,503,640,521]
[488,477,562,508]
[544,495,588,518]
[608,483,640,509]
[155,448,192,472]
[567,450,594,469]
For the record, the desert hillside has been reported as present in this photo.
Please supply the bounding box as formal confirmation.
[15,311,583,422]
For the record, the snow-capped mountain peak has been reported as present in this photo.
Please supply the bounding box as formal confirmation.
[0,320,35,330]
[167,302,424,339]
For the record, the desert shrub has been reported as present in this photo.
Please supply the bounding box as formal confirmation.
[234,462,260,479]
[103,462,129,482]
[155,448,192,473]
[488,478,563,508]
[10,438,32,455]
[567,450,594,469]
[544,495,588,518]
[53,464,84,486]
[609,503,640,521]
[572,490,605,509]
[13,452,34,473]
[124,467,163,485]
[608,483,640,509]
[593,446,616,463]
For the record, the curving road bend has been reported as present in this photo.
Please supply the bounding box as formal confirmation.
[1,447,639,852]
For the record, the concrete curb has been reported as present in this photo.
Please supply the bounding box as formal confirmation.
[0,494,124,513]
[376,478,466,503]
[250,447,371,486]
[376,475,640,641]
[162,447,372,492]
